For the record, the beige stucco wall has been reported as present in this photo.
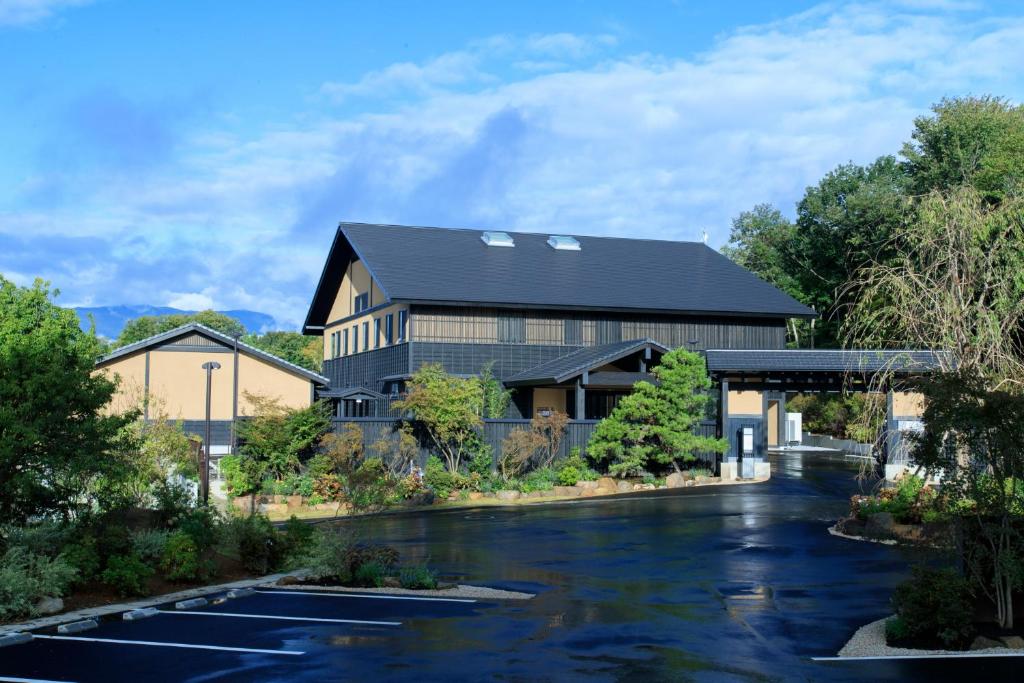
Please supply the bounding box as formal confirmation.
[893,391,925,417]
[728,390,763,416]
[767,400,779,446]
[98,351,148,415]
[326,259,386,323]
[237,353,312,416]
[324,303,407,360]
[532,388,567,417]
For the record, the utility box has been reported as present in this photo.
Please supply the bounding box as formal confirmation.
[786,412,802,445]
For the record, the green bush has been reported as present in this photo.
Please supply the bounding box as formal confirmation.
[3,521,72,556]
[424,455,466,499]
[153,481,196,524]
[304,531,354,584]
[60,534,101,584]
[466,449,494,478]
[518,467,559,492]
[557,452,599,486]
[889,566,975,650]
[0,547,77,620]
[280,516,315,566]
[131,529,170,567]
[176,507,221,553]
[100,554,154,597]
[352,560,387,587]
[161,531,214,582]
[398,563,437,590]
[232,515,284,575]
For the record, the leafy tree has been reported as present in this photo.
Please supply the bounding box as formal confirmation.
[0,277,134,525]
[244,331,323,373]
[235,394,330,486]
[114,310,245,348]
[588,348,727,476]
[903,96,1024,204]
[478,362,512,418]
[392,363,483,473]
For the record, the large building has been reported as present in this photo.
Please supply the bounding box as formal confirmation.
[303,223,939,479]
[96,322,328,454]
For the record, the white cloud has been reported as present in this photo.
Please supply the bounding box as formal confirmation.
[0,0,92,27]
[4,3,1024,328]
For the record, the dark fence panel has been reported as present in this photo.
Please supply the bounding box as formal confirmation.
[331,417,721,471]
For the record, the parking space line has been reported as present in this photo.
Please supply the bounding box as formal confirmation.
[0,677,79,683]
[254,589,477,603]
[162,610,400,626]
[811,653,1024,661]
[32,635,304,656]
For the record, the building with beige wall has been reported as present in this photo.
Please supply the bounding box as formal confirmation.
[96,323,328,453]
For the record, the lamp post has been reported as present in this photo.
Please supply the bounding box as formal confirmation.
[201,361,221,505]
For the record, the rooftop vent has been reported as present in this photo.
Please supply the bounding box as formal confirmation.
[481,231,515,247]
[547,235,581,251]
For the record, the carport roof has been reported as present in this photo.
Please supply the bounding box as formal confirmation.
[704,349,950,374]
[505,339,668,386]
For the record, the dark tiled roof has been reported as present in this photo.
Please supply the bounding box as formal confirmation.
[704,349,950,374]
[506,339,668,385]
[304,223,815,331]
[96,323,329,385]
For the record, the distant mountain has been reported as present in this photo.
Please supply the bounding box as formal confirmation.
[73,305,281,340]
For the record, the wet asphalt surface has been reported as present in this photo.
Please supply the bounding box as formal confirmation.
[1,452,1021,682]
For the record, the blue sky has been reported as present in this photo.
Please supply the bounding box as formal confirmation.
[2,0,1023,328]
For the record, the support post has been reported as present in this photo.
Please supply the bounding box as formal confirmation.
[575,378,586,421]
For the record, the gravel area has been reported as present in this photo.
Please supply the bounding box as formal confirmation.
[839,616,1011,657]
[269,583,534,600]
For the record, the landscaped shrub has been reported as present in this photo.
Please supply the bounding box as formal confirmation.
[519,467,558,493]
[131,529,170,567]
[176,507,221,553]
[60,534,101,584]
[466,448,494,478]
[499,428,543,481]
[280,516,316,565]
[398,563,438,590]
[100,553,154,597]
[424,455,467,499]
[888,566,975,650]
[557,451,599,486]
[0,547,77,620]
[305,531,354,584]
[161,531,214,582]
[232,514,284,575]
[352,560,388,587]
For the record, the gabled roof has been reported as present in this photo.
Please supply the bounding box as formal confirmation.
[96,323,329,385]
[303,223,816,333]
[704,349,950,374]
[318,386,385,400]
[505,339,669,386]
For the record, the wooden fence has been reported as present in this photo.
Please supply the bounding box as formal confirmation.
[333,417,720,471]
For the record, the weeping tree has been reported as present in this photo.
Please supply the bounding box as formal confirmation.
[588,348,727,477]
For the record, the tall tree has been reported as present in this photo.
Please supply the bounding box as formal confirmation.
[114,310,246,348]
[244,331,323,372]
[0,276,134,525]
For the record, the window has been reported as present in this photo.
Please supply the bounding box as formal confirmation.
[398,310,408,341]
[362,321,369,351]
[352,324,358,354]
[342,328,349,356]
[385,314,394,345]
[373,318,381,349]
[329,332,336,359]
[353,292,370,314]
[497,314,526,343]
[564,319,582,345]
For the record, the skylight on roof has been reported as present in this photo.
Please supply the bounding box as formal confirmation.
[547,235,581,251]
[480,231,515,247]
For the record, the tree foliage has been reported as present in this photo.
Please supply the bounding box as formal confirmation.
[114,310,245,348]
[588,349,727,476]
[392,363,483,473]
[479,361,513,418]
[244,331,323,373]
[234,394,330,491]
[0,277,134,525]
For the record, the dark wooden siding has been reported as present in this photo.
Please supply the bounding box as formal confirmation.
[323,342,409,393]
[411,342,580,380]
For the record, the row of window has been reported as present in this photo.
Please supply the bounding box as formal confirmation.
[328,309,408,359]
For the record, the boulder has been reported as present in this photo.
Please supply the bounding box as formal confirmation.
[259,503,288,515]
[616,481,633,493]
[865,512,896,538]
[286,495,304,509]
[580,489,602,497]
[468,492,484,501]
[408,491,435,506]
[684,480,695,487]
[596,477,617,491]
[971,635,1006,650]
[665,472,686,489]
[999,635,1024,649]
[277,575,301,586]
[640,483,656,490]
[382,577,402,589]
[553,486,580,497]
[496,490,521,501]
[35,596,63,615]
[523,491,545,499]
[481,492,497,499]
[632,484,643,491]
[576,480,600,491]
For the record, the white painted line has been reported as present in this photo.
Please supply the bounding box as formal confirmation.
[812,652,1024,661]
[255,589,477,604]
[0,676,79,683]
[162,610,400,626]
[32,634,304,656]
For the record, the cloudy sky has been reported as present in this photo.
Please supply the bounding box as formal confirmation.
[2,0,1023,328]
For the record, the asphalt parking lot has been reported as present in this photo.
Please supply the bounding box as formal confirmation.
[0,588,491,683]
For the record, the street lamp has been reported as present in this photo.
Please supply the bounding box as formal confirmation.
[201,361,222,505]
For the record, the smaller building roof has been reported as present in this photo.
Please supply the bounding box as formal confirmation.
[96,323,329,385]
[505,339,669,386]
[704,349,950,375]
[319,386,385,400]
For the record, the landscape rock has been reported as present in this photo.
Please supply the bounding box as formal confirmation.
[286,495,304,509]
[665,472,686,489]
[685,480,696,487]
[553,486,579,497]
[259,503,288,515]
[522,491,544,499]
[617,481,633,493]
[640,483,656,490]
[576,481,599,491]
[999,635,1024,649]
[35,596,63,615]
[481,492,497,499]
[971,635,1006,650]
[277,575,300,586]
[596,477,617,491]
[382,577,402,589]
[408,491,434,506]
[468,492,484,500]
[496,490,521,501]
[865,512,896,538]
